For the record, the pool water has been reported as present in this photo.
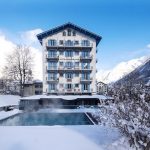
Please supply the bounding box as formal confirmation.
[0,113,93,126]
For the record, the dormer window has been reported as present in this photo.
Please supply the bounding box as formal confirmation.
[63,31,66,36]
[73,31,76,36]
[67,29,71,36]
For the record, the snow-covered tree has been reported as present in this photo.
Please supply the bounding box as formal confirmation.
[3,45,34,96]
[92,81,150,150]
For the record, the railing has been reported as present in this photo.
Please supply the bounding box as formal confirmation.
[47,66,57,70]
[47,89,58,93]
[80,55,93,60]
[47,78,59,82]
[47,42,93,47]
[58,66,93,71]
[80,78,92,82]
[46,55,59,59]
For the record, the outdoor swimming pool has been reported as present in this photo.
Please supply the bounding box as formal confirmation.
[0,112,94,126]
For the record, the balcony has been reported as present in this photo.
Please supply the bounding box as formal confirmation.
[80,78,92,83]
[47,89,58,93]
[47,66,57,71]
[58,66,93,72]
[47,77,59,83]
[80,55,93,61]
[81,66,93,72]
[46,54,59,60]
[46,41,93,48]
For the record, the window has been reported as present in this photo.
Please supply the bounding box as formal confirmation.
[65,50,73,57]
[75,62,79,67]
[66,73,73,79]
[82,51,90,57]
[65,40,73,46]
[48,62,57,69]
[60,84,64,88]
[75,51,79,55]
[82,73,89,80]
[65,62,73,68]
[66,84,72,89]
[60,51,64,55]
[60,73,63,77]
[49,84,56,90]
[59,62,63,66]
[48,73,56,80]
[82,62,90,69]
[59,40,64,45]
[73,31,76,36]
[63,31,66,36]
[74,40,79,45]
[48,50,57,58]
[81,40,90,46]
[75,84,79,88]
[75,73,79,77]
[83,84,88,90]
[67,29,71,36]
[48,39,56,46]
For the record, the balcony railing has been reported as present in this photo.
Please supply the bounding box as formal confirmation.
[47,78,59,82]
[47,66,57,71]
[80,55,93,60]
[80,78,92,82]
[46,55,59,60]
[58,66,93,71]
[47,42,93,48]
[48,89,58,93]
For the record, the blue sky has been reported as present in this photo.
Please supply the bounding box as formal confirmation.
[0,0,150,71]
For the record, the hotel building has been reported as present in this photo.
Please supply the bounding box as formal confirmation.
[37,22,101,95]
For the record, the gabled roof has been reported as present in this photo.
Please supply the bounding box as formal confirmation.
[37,22,102,46]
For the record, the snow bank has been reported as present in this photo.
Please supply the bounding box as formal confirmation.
[0,125,121,150]
[0,95,20,107]
[0,109,20,120]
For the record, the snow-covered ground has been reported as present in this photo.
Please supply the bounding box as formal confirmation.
[0,125,134,150]
[0,95,20,107]
[0,95,135,150]
[0,109,20,121]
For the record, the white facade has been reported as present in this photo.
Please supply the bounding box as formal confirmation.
[37,23,101,95]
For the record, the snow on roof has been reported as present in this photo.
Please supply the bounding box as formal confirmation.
[0,95,20,107]
[20,95,114,101]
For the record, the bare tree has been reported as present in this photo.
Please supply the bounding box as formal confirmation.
[3,45,33,96]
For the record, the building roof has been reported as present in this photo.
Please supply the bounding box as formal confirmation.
[37,22,102,46]
[20,95,113,101]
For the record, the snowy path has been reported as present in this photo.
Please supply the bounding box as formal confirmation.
[0,125,122,150]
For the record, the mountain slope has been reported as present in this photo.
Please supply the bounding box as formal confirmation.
[115,58,150,85]
[97,56,149,83]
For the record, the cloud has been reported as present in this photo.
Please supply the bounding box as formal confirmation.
[0,33,16,74]
[0,31,43,80]
[147,44,150,49]
[20,28,43,45]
